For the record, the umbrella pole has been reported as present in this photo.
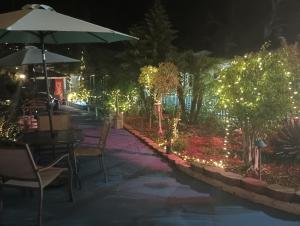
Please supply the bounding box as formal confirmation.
[41,35,54,136]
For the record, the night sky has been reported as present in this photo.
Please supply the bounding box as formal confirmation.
[2,0,300,56]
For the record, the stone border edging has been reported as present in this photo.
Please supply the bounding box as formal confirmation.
[123,123,300,216]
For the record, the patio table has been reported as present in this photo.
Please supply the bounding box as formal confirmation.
[18,129,83,187]
[19,129,82,146]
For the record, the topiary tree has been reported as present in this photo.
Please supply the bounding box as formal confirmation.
[153,62,179,99]
[138,65,158,95]
[216,43,299,169]
[138,65,158,129]
[153,62,179,135]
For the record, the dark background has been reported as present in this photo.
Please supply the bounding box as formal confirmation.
[1,0,300,56]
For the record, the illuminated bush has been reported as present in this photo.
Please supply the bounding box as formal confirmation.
[105,88,139,113]
[0,116,20,141]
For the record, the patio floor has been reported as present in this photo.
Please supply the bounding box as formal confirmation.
[1,106,300,226]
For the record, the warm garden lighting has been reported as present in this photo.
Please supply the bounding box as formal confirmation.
[67,88,90,106]
[139,65,158,92]
[215,43,300,173]
[67,93,73,101]
[0,116,20,141]
[15,72,26,80]
[106,88,139,113]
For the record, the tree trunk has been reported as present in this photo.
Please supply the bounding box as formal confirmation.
[193,94,203,123]
[155,99,163,136]
[139,87,155,130]
[189,89,204,124]
[177,85,187,122]
[149,109,152,129]
[189,93,199,123]
[254,147,259,170]
[242,127,255,166]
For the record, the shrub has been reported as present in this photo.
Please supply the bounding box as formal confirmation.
[270,119,300,162]
[0,116,20,141]
[172,138,187,153]
[198,114,225,136]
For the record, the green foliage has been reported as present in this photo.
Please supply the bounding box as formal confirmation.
[105,87,139,113]
[0,74,18,100]
[144,0,177,63]
[172,138,187,153]
[127,0,177,67]
[170,51,223,123]
[138,65,158,93]
[216,45,298,135]
[153,62,179,98]
[198,114,225,136]
[0,116,20,141]
[138,62,180,99]
[68,85,91,103]
[163,104,178,115]
[164,108,181,143]
[270,119,300,162]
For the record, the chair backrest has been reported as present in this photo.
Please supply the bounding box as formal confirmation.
[98,120,111,149]
[38,113,71,131]
[0,143,38,180]
[22,98,48,114]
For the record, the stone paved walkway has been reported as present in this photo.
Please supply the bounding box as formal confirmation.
[1,106,300,226]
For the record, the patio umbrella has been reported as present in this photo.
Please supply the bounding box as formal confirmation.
[0,4,138,134]
[0,46,79,66]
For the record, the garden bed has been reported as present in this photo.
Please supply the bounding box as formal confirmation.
[124,117,300,190]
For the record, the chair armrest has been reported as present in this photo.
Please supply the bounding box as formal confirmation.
[38,153,70,172]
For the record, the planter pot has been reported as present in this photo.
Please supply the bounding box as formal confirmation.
[219,171,243,187]
[266,184,295,202]
[241,177,267,194]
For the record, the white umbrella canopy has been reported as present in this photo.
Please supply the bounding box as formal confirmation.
[0,4,138,43]
[0,4,138,135]
[0,46,79,66]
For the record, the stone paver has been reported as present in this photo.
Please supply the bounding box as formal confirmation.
[1,106,300,226]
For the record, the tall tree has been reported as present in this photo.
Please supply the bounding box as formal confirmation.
[124,0,177,69]
[171,50,221,123]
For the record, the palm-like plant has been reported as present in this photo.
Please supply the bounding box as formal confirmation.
[271,119,300,161]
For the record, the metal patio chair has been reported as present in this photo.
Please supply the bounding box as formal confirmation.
[74,120,111,185]
[0,143,73,226]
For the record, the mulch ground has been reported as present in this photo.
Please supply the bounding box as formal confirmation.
[125,118,300,190]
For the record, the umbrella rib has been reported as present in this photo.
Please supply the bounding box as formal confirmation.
[52,35,59,44]
[87,32,109,43]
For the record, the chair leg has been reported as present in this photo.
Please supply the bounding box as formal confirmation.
[100,154,108,183]
[67,160,74,201]
[0,185,3,211]
[98,155,102,170]
[38,188,43,226]
[72,154,81,189]
[75,159,82,189]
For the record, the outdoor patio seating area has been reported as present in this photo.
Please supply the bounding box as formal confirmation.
[1,106,300,226]
[2,2,300,225]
